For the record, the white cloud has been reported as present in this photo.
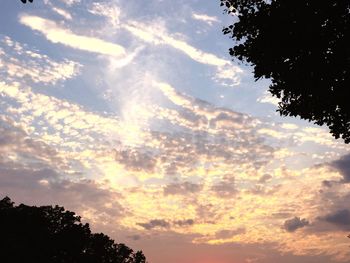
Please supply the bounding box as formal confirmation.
[107,46,144,70]
[192,13,219,26]
[281,123,298,130]
[88,2,121,28]
[0,36,81,85]
[19,15,126,57]
[125,21,227,66]
[124,21,243,86]
[52,7,72,20]
[257,91,280,106]
[60,0,80,6]
[214,64,243,86]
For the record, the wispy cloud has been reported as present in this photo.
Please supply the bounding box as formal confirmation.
[124,21,227,66]
[124,21,243,86]
[192,13,219,26]
[88,2,121,28]
[257,91,280,106]
[52,6,72,20]
[19,15,126,57]
[59,0,80,6]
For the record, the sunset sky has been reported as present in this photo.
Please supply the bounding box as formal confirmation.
[1,0,350,262]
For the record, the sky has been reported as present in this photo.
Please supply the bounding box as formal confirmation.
[1,0,350,262]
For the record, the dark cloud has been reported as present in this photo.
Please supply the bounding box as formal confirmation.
[322,180,333,188]
[137,219,170,230]
[258,174,272,183]
[127,235,141,241]
[177,108,205,126]
[283,217,309,232]
[271,212,292,219]
[215,228,246,239]
[137,218,194,230]
[211,176,236,198]
[0,118,127,221]
[0,160,125,220]
[310,188,350,232]
[173,219,194,227]
[330,154,350,183]
[0,122,63,168]
[248,184,281,196]
[195,203,227,223]
[323,209,350,228]
[163,182,203,196]
[114,148,156,173]
[0,163,58,189]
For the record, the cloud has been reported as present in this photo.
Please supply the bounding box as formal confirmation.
[125,20,227,66]
[124,21,243,85]
[257,91,280,106]
[163,182,203,196]
[137,219,170,230]
[330,153,350,183]
[19,15,126,57]
[173,219,195,227]
[211,176,236,198]
[88,2,121,28]
[2,36,347,260]
[0,117,64,168]
[214,64,243,87]
[215,228,246,239]
[312,183,350,233]
[52,7,72,20]
[127,234,141,241]
[0,159,125,222]
[137,218,194,230]
[192,13,219,26]
[114,148,157,173]
[283,217,309,232]
[1,2,350,261]
[258,174,272,183]
[323,209,350,229]
[59,0,80,6]
[0,36,80,85]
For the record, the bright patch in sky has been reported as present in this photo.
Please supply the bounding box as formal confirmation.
[0,1,349,263]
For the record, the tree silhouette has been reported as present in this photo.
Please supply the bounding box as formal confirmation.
[221,0,350,143]
[0,197,147,263]
[20,0,33,3]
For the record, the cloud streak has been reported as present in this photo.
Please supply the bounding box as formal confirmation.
[123,21,243,86]
[192,13,219,26]
[19,15,126,57]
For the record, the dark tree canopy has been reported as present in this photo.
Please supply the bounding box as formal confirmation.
[20,0,33,3]
[221,0,350,143]
[0,197,147,263]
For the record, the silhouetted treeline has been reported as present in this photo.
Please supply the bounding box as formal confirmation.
[0,197,147,263]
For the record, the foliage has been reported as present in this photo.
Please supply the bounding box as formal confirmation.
[0,197,147,263]
[221,0,350,143]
